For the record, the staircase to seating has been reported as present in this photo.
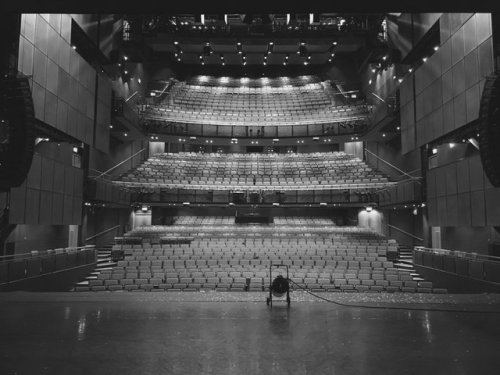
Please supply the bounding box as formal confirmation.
[393,245,447,293]
[73,244,117,290]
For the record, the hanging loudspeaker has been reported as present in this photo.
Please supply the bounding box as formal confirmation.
[478,74,500,188]
[0,75,36,191]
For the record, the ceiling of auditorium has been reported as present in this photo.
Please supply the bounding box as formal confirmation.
[122,14,389,67]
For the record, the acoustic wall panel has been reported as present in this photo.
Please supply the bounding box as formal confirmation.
[44,90,57,127]
[46,25,59,63]
[32,82,45,121]
[61,14,71,42]
[464,49,479,90]
[9,184,27,224]
[463,15,477,55]
[19,36,34,76]
[437,196,447,225]
[46,58,59,95]
[475,13,492,45]
[27,153,42,190]
[466,83,480,123]
[40,157,54,191]
[72,197,82,224]
[485,188,500,226]
[451,59,465,97]
[74,171,83,197]
[469,155,484,191]
[58,40,70,73]
[56,98,68,133]
[33,47,47,88]
[453,91,466,129]
[456,159,470,193]
[440,38,453,73]
[64,166,75,195]
[451,25,465,66]
[23,14,36,43]
[445,164,457,195]
[435,167,447,197]
[457,192,472,226]
[478,37,494,78]
[470,190,486,226]
[427,170,437,198]
[440,13,451,42]
[442,69,453,103]
[48,14,61,33]
[34,15,49,55]
[442,99,455,134]
[52,192,64,225]
[428,198,438,226]
[446,194,458,226]
[25,188,41,225]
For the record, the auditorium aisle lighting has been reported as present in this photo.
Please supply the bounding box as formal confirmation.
[2,11,500,375]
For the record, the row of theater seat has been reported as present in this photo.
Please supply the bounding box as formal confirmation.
[169,216,336,226]
[76,227,445,293]
[141,76,371,126]
[116,151,392,190]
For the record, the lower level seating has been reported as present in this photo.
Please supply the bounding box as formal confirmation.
[83,232,443,293]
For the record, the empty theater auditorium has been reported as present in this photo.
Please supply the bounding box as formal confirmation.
[1,7,500,374]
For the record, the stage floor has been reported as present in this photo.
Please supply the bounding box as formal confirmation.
[1,291,500,375]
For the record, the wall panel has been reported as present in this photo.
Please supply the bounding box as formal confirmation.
[470,190,486,226]
[27,153,42,190]
[9,184,27,224]
[456,159,470,193]
[52,193,64,225]
[469,156,484,191]
[445,164,457,195]
[457,192,472,226]
[485,188,500,226]
[25,188,41,225]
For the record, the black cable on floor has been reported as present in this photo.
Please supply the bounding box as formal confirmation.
[286,279,500,314]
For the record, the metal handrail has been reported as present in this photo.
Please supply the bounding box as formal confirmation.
[85,225,121,242]
[414,246,500,263]
[93,148,145,180]
[387,224,423,242]
[0,245,95,263]
[364,148,422,184]
[125,91,139,103]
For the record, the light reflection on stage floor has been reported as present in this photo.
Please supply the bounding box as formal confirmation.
[1,291,499,375]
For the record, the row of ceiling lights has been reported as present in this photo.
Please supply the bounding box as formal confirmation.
[368,44,440,86]
[177,40,337,66]
[146,137,360,144]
